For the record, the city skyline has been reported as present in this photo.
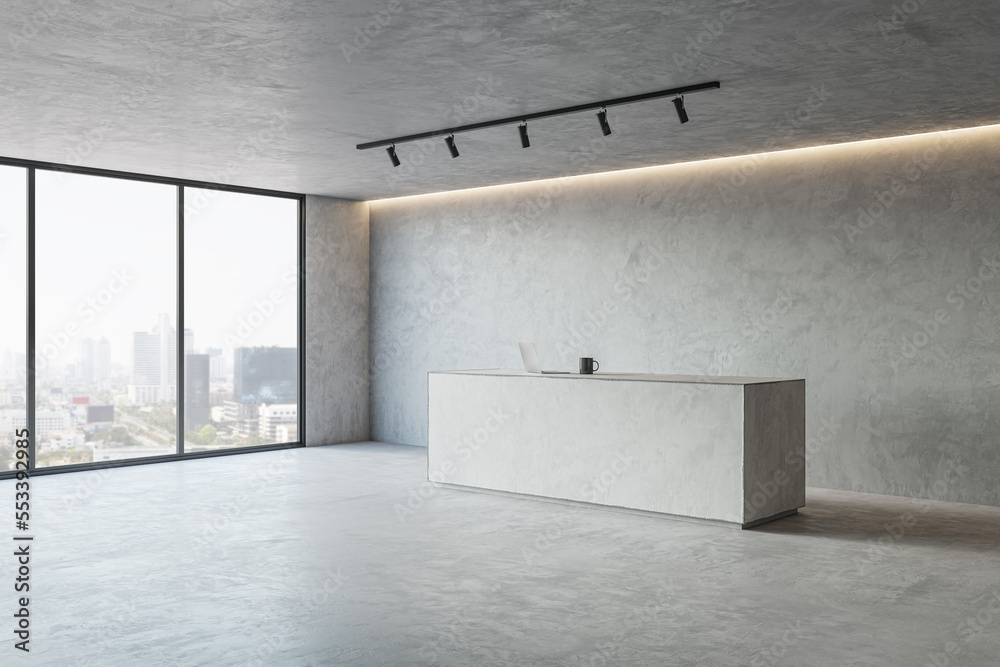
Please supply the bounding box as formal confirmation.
[0,336,300,469]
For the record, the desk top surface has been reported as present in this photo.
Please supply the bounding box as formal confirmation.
[431,369,803,385]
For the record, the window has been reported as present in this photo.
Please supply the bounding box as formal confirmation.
[184,189,299,450]
[36,172,177,466]
[0,161,302,477]
[0,166,27,472]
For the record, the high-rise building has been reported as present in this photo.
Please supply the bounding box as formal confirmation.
[258,403,297,441]
[234,347,297,405]
[222,400,259,437]
[77,338,95,383]
[95,337,111,383]
[206,347,227,382]
[128,330,160,405]
[128,314,194,405]
[185,354,210,431]
[76,337,110,384]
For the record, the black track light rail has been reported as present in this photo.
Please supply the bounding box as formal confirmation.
[356,80,720,150]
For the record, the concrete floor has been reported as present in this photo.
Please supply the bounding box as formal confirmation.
[3,442,999,666]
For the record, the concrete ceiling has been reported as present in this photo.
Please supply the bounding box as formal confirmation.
[1,0,998,200]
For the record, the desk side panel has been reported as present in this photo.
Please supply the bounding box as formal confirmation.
[428,373,746,523]
[743,380,806,523]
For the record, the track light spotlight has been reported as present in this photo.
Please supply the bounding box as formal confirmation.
[445,134,460,158]
[672,96,689,124]
[386,144,401,167]
[357,81,722,158]
[596,108,612,136]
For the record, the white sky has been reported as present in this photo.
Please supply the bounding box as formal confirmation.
[0,166,27,365]
[0,166,298,372]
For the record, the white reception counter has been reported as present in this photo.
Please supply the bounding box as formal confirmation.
[428,370,805,528]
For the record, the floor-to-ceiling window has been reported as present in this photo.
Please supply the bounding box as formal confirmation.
[184,189,299,451]
[0,160,303,477]
[36,172,178,466]
[0,166,27,473]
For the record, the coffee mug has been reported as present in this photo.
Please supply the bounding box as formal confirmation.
[579,357,600,374]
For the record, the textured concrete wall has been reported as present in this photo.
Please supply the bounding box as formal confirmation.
[370,125,1000,507]
[305,195,370,445]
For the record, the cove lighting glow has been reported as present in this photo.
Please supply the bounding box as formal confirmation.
[369,122,1000,204]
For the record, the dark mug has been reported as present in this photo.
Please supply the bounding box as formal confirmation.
[579,357,600,374]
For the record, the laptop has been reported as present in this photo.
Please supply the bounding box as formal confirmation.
[519,342,570,374]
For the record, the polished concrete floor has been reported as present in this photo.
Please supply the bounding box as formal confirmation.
[3,442,999,666]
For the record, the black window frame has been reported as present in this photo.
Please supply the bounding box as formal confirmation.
[0,155,306,479]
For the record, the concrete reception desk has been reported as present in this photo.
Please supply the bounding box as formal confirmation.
[428,370,805,528]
